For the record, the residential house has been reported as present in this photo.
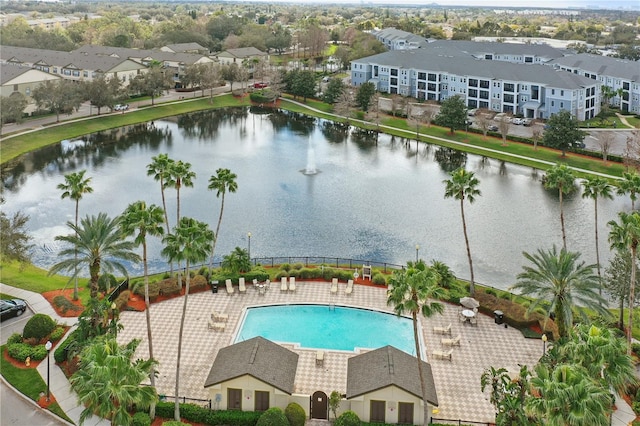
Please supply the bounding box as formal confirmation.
[0,65,61,113]
[160,42,209,55]
[215,47,268,66]
[371,28,430,51]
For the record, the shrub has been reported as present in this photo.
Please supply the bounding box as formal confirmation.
[632,343,640,357]
[256,407,289,426]
[50,326,66,341]
[280,263,291,272]
[372,273,386,285]
[335,410,361,426]
[7,333,22,344]
[161,422,190,426]
[153,402,261,425]
[52,295,81,314]
[114,290,131,311]
[250,90,278,104]
[190,274,209,291]
[23,314,56,341]
[292,263,304,270]
[54,329,79,363]
[7,342,47,362]
[158,278,181,296]
[132,412,152,426]
[485,288,497,296]
[284,402,306,426]
[275,271,289,280]
[134,281,160,300]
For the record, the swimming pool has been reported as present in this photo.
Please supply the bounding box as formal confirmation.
[235,304,418,355]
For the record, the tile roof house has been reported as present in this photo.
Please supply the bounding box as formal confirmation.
[346,346,438,425]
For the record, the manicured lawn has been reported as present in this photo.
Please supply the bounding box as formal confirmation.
[1,262,74,294]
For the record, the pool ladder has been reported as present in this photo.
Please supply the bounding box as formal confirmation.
[329,303,335,311]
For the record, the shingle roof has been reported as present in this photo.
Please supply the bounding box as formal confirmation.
[426,40,565,60]
[72,45,209,65]
[218,47,267,59]
[164,42,207,53]
[0,46,143,72]
[355,49,598,89]
[203,337,299,394]
[551,53,640,82]
[346,346,438,406]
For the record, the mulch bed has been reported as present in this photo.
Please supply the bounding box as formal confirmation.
[42,288,87,317]
[3,347,44,369]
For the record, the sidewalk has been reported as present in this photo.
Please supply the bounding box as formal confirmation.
[1,283,105,426]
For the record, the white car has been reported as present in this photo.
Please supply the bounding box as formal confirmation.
[114,104,130,111]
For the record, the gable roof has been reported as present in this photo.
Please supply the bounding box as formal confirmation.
[218,47,267,59]
[346,345,438,406]
[72,45,210,66]
[163,42,208,53]
[551,53,640,82]
[0,65,61,85]
[204,337,298,395]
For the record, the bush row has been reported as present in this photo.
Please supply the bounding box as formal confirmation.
[52,295,82,314]
[7,342,47,362]
[153,402,261,426]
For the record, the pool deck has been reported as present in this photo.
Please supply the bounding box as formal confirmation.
[117,280,541,423]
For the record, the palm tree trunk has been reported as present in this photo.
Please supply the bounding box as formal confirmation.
[619,296,625,331]
[559,191,567,251]
[175,261,190,421]
[159,181,173,275]
[73,201,79,301]
[594,199,602,295]
[412,312,429,425]
[209,196,225,272]
[628,246,636,355]
[143,241,157,419]
[460,200,475,295]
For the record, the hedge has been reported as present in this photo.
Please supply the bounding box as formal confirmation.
[152,402,261,426]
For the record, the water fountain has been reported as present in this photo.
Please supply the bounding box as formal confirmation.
[302,138,319,175]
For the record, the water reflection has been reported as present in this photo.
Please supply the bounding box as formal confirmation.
[1,107,631,290]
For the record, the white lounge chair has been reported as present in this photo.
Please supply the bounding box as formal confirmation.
[238,277,246,294]
[281,277,288,292]
[289,277,296,292]
[211,311,228,322]
[208,320,226,331]
[330,278,338,294]
[432,348,453,361]
[433,323,452,335]
[442,334,461,347]
[225,279,234,295]
[316,350,325,366]
[345,279,353,295]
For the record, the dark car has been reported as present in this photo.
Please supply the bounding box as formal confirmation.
[487,125,499,132]
[0,299,27,321]
[253,82,268,89]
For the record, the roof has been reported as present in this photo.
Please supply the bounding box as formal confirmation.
[346,345,438,406]
[373,28,430,48]
[354,49,599,90]
[551,53,640,82]
[218,47,267,59]
[203,337,299,395]
[72,45,210,65]
[163,42,208,53]
[0,65,59,85]
[425,40,565,61]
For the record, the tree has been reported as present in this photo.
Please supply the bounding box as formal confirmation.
[542,110,586,157]
[355,82,376,112]
[616,171,640,210]
[603,250,637,330]
[597,131,614,163]
[511,246,608,339]
[221,246,252,274]
[387,260,445,425]
[474,109,493,139]
[436,95,466,133]
[221,63,242,92]
[581,176,614,288]
[165,160,196,225]
[130,65,172,105]
[497,113,511,146]
[147,154,175,235]
[49,213,140,322]
[120,201,164,420]
[543,164,575,251]
[201,63,221,102]
[443,167,481,295]
[0,209,33,265]
[480,365,535,426]
[608,211,640,353]
[32,79,85,122]
[207,168,238,269]
[58,170,93,301]
[70,337,158,426]
[290,70,316,102]
[86,75,123,114]
[0,93,28,127]
[328,391,342,420]
[322,78,345,105]
[161,217,213,421]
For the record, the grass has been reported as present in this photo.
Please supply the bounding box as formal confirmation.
[1,262,75,294]
[0,345,75,424]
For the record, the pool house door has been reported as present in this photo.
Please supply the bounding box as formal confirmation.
[311,391,328,419]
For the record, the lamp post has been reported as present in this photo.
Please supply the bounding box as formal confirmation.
[45,340,52,402]
[415,244,420,263]
[541,333,548,356]
[247,232,252,259]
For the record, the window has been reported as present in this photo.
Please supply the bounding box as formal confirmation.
[560,90,564,96]
[418,72,426,80]
[469,79,478,87]
[255,391,269,412]
[72,70,80,77]
[551,89,555,95]
[428,73,437,82]
[468,88,477,98]
[370,401,385,423]
[83,71,88,77]
[504,83,514,92]
[560,102,564,108]
[13,84,18,92]
[391,69,398,76]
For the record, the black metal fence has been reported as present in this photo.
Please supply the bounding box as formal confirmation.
[430,417,494,426]
[107,278,129,302]
[160,394,212,409]
[248,256,405,273]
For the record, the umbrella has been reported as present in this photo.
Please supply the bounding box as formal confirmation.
[460,296,480,309]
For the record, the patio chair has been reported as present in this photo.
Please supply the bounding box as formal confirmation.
[432,348,453,361]
[442,334,461,347]
[238,277,246,294]
[225,279,234,296]
[265,279,271,290]
[330,278,338,294]
[281,277,288,292]
[316,350,325,366]
[345,279,354,295]
[433,323,452,335]
[208,320,226,331]
[211,311,228,322]
[289,277,296,292]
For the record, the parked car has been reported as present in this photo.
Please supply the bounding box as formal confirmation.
[521,118,532,126]
[0,299,27,321]
[467,108,477,117]
[253,82,268,89]
[512,118,523,125]
[487,125,499,132]
[114,104,129,111]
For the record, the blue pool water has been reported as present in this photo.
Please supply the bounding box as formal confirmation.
[235,304,417,354]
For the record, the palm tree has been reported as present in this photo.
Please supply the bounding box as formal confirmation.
[617,171,640,210]
[161,217,213,421]
[443,167,481,295]
[511,246,608,339]
[49,213,140,302]
[146,154,174,234]
[581,176,614,290]
[120,201,164,419]
[221,246,251,274]
[543,163,575,251]
[58,170,93,300]
[207,168,238,270]
[70,336,158,426]
[608,211,640,353]
[527,363,612,426]
[165,160,196,224]
[387,260,445,424]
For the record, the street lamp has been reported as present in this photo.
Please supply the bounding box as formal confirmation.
[45,340,52,402]
[247,232,252,259]
[415,244,420,263]
[541,333,548,356]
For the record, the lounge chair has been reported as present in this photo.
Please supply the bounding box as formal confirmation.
[211,311,228,322]
[432,348,453,361]
[433,323,452,335]
[265,279,271,290]
[238,277,246,294]
[442,334,461,347]
[208,320,226,331]
[289,277,296,292]
[225,279,234,296]
[345,279,353,295]
[330,278,338,294]
[316,350,325,366]
[281,277,288,292]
